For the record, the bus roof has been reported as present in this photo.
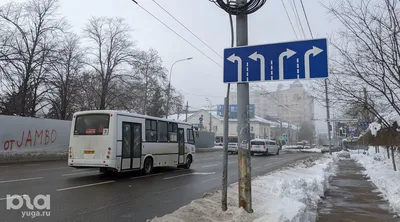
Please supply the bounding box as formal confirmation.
[73,110,193,126]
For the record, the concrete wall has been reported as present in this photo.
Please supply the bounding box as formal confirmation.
[0,115,71,163]
[194,131,215,148]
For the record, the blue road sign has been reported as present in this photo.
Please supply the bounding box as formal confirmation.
[223,38,328,83]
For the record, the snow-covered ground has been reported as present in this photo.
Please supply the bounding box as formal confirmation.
[149,154,338,222]
[283,146,321,153]
[351,147,400,216]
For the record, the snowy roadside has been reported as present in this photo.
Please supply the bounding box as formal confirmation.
[350,147,400,216]
[283,146,322,153]
[149,154,338,222]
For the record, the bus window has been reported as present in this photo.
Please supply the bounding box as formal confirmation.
[158,121,168,142]
[74,114,110,135]
[168,123,178,142]
[145,119,157,142]
[187,129,195,144]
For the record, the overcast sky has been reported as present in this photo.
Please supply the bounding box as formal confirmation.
[11,0,344,132]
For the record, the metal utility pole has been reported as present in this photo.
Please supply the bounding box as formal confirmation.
[185,101,189,122]
[236,0,252,213]
[324,78,332,155]
[206,98,212,132]
[222,97,229,211]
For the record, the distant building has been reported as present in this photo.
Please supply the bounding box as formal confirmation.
[168,109,298,144]
[229,80,314,126]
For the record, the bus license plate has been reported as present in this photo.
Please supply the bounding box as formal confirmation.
[84,150,95,154]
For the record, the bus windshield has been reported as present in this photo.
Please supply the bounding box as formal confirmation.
[74,114,110,135]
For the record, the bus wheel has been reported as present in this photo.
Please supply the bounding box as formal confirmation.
[143,157,153,175]
[184,155,192,169]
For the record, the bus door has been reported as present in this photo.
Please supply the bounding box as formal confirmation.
[122,122,142,170]
[178,128,185,164]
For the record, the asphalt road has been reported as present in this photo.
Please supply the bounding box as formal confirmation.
[0,151,321,222]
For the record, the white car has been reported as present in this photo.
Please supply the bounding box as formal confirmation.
[228,142,238,154]
[250,139,279,156]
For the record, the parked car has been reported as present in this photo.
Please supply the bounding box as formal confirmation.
[228,143,238,154]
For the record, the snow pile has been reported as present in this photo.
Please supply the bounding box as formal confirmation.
[282,145,299,149]
[283,147,321,153]
[369,122,382,136]
[149,155,338,222]
[351,147,400,216]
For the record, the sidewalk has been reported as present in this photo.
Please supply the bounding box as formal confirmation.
[317,154,399,222]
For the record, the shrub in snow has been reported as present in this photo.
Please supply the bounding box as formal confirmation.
[369,122,382,136]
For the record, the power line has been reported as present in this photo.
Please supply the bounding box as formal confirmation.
[287,0,306,39]
[151,0,223,59]
[130,1,222,68]
[300,0,313,38]
[281,0,298,40]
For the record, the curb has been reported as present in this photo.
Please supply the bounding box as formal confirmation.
[0,152,68,164]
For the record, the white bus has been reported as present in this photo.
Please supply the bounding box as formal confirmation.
[68,110,196,174]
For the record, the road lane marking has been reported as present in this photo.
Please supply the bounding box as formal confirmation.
[0,177,43,184]
[202,176,220,183]
[163,172,216,180]
[202,164,218,168]
[0,194,29,201]
[130,173,164,180]
[57,181,115,191]
[253,166,261,170]
[228,161,235,164]
[0,165,10,168]
[264,163,274,167]
[62,171,99,177]
[163,173,192,180]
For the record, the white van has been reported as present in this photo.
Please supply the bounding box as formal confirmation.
[250,139,279,156]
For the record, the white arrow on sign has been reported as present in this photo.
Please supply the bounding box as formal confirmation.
[278,48,296,80]
[227,54,243,82]
[248,51,265,81]
[304,46,323,79]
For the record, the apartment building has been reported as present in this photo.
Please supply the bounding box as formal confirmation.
[229,80,314,126]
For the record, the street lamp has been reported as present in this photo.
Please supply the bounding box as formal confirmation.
[165,57,193,118]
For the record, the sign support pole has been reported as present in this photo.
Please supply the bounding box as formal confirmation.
[236,0,252,213]
[325,78,332,155]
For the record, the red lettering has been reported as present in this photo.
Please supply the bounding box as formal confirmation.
[16,131,25,148]
[34,130,43,145]
[25,130,32,147]
[45,130,50,145]
[9,140,15,150]
[51,130,57,143]
[4,141,9,150]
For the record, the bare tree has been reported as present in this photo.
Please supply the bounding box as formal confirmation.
[83,16,135,110]
[0,0,67,116]
[46,33,84,120]
[132,48,167,114]
[310,0,400,129]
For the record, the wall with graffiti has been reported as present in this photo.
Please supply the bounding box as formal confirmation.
[0,115,71,154]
